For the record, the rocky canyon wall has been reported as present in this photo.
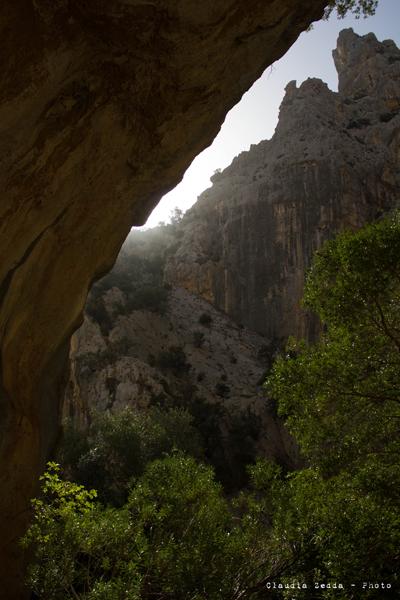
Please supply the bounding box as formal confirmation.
[166,29,400,342]
[66,279,298,490]
[64,29,400,538]
[0,2,327,597]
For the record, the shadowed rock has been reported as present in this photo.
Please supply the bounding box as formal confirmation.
[0,1,326,596]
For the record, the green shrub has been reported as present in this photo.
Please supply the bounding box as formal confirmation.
[215,382,230,398]
[86,295,113,336]
[198,312,213,326]
[125,284,168,314]
[192,329,205,348]
[155,345,189,373]
[21,463,141,600]
[58,407,203,506]
[22,458,275,600]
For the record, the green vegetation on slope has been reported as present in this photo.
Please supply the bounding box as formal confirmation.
[86,224,178,334]
[23,212,399,599]
[58,407,204,506]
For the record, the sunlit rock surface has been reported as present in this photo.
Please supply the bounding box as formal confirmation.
[0,1,327,596]
[166,30,400,341]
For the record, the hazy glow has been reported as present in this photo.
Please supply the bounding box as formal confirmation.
[141,0,400,229]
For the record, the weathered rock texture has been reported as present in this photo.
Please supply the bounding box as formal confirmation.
[166,29,400,341]
[66,283,296,487]
[66,224,299,488]
[0,2,327,596]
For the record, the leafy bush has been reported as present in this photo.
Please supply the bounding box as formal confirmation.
[21,463,144,600]
[198,312,213,326]
[192,329,205,348]
[126,455,239,598]
[155,345,189,373]
[86,294,113,336]
[58,407,203,506]
[215,381,230,398]
[124,284,168,314]
[22,458,275,600]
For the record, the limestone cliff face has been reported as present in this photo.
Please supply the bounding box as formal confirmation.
[0,2,327,595]
[165,29,400,341]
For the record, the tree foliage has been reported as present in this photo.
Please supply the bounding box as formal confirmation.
[24,214,400,599]
[324,0,378,19]
[266,213,400,595]
[22,457,275,600]
[58,407,203,506]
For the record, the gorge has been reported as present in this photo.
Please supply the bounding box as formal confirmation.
[0,2,396,597]
[67,28,400,473]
